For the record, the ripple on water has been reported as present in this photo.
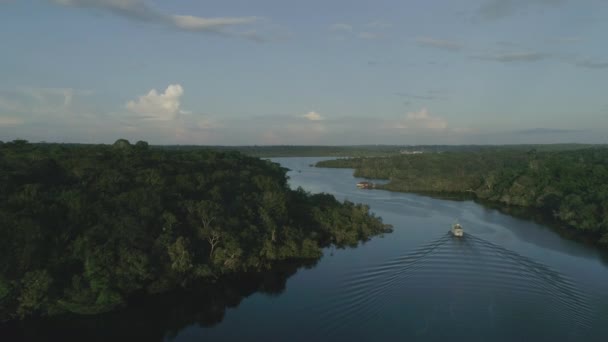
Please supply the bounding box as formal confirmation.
[312,232,596,340]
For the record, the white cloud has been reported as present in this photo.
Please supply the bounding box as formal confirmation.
[0,83,221,144]
[302,111,324,121]
[330,23,353,32]
[126,84,185,121]
[395,107,448,131]
[171,15,259,31]
[52,0,262,40]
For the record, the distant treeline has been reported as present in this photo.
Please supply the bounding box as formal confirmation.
[0,139,391,321]
[154,144,600,158]
[317,148,608,247]
[8,141,600,158]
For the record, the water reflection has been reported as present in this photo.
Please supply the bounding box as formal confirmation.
[478,202,608,266]
[0,260,317,342]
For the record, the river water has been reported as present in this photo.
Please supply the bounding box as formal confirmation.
[170,157,608,341]
[4,157,608,341]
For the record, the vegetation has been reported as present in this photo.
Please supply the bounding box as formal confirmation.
[317,148,608,246]
[155,143,602,158]
[0,140,391,322]
[1,261,313,341]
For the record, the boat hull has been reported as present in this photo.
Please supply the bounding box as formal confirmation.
[451,229,464,237]
[451,224,464,237]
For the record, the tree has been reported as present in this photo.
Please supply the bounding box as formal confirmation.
[134,140,149,150]
[112,139,131,149]
[167,237,193,274]
[17,270,53,318]
[205,230,222,259]
[188,200,223,258]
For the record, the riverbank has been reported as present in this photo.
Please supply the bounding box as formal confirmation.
[387,188,606,249]
[316,149,608,249]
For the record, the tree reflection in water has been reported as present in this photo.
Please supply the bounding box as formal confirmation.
[1,259,318,341]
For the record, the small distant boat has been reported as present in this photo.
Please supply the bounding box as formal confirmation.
[356,181,374,189]
[451,223,464,237]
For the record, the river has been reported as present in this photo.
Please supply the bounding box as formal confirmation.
[175,157,608,341]
[4,157,608,341]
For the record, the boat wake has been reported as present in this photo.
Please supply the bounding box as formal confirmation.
[312,232,597,340]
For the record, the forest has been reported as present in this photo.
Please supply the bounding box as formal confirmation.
[157,143,600,158]
[0,139,392,322]
[316,148,608,247]
[1,260,312,340]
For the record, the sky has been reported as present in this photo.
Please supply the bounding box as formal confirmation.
[1,0,607,145]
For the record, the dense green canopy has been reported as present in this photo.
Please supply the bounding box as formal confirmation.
[317,149,608,246]
[0,140,391,321]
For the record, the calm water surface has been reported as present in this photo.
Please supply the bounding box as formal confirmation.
[174,157,608,341]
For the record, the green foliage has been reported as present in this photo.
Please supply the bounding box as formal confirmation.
[0,141,390,321]
[156,143,601,158]
[168,237,194,274]
[112,139,131,149]
[134,140,149,150]
[0,278,11,302]
[318,148,608,245]
[17,270,53,318]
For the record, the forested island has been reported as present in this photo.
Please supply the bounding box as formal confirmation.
[0,140,391,322]
[316,148,608,247]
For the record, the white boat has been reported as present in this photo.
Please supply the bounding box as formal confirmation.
[356,181,373,189]
[451,223,464,237]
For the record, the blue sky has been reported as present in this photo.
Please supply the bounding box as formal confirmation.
[1,0,607,145]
